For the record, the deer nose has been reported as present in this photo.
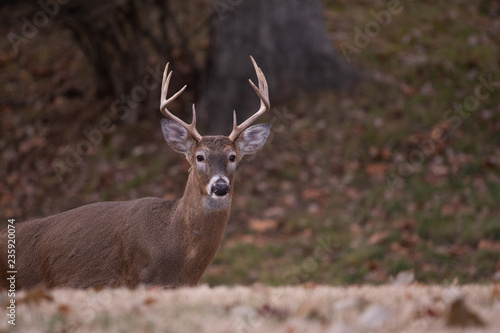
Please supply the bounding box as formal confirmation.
[211,179,230,196]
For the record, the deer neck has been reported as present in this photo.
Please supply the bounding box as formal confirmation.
[177,171,232,234]
[172,172,231,283]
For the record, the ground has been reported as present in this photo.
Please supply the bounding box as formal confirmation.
[1,284,499,332]
[1,0,499,286]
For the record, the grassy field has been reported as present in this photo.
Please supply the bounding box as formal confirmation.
[1,284,499,332]
[207,0,500,285]
[0,0,499,288]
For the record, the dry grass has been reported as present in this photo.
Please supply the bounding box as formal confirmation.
[2,284,499,332]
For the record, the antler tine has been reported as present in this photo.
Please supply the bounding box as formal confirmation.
[160,63,202,141]
[228,56,270,142]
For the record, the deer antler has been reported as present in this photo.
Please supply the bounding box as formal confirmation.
[160,63,202,142]
[228,56,270,142]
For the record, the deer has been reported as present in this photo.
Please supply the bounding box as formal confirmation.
[0,56,271,289]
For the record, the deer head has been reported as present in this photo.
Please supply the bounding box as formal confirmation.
[160,56,271,208]
[0,57,273,290]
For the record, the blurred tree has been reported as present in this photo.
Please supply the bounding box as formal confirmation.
[56,0,210,123]
[5,0,357,129]
[202,0,359,134]
[478,0,500,17]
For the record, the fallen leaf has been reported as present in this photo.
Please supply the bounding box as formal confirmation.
[350,224,363,235]
[368,230,391,245]
[345,187,360,200]
[365,163,387,180]
[19,288,53,305]
[431,164,449,177]
[301,188,326,200]
[57,304,71,315]
[445,298,486,327]
[416,305,443,319]
[302,282,319,289]
[248,219,278,233]
[492,285,500,300]
[143,297,157,306]
[263,206,286,218]
[441,203,455,216]
[401,84,417,96]
[259,303,288,321]
[32,66,53,78]
[478,239,500,252]
[19,136,47,153]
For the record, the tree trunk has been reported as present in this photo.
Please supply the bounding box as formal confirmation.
[52,0,207,124]
[58,0,172,123]
[201,0,359,134]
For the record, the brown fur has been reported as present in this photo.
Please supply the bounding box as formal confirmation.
[0,135,265,289]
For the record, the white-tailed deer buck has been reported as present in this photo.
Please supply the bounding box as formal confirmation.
[0,56,271,289]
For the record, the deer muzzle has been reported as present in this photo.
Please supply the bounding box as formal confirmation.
[209,177,230,197]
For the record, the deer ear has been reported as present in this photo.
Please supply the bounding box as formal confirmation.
[161,119,194,154]
[236,123,271,156]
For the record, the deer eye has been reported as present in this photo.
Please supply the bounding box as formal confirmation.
[229,155,236,162]
[196,155,205,162]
